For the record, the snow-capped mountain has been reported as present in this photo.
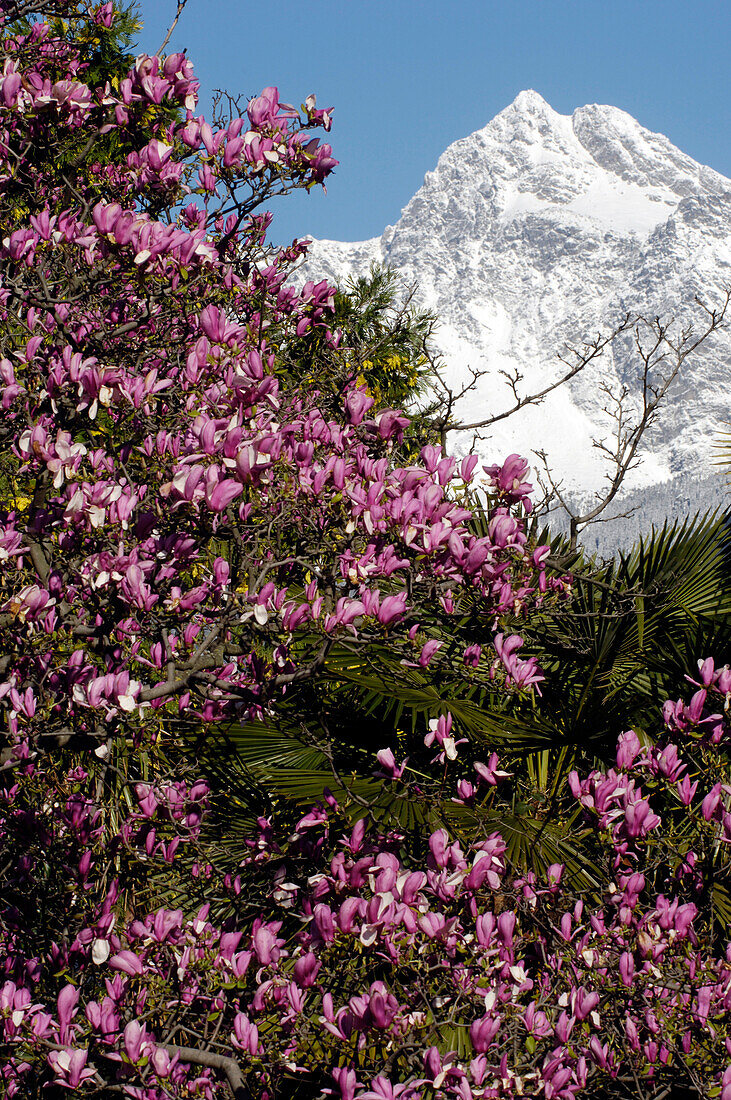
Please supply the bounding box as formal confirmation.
[300,91,731,543]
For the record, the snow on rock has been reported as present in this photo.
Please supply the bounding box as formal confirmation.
[299,91,731,535]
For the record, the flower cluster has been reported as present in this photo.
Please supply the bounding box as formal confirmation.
[0,5,558,762]
[2,686,731,1098]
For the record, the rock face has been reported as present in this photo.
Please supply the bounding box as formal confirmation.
[300,91,731,535]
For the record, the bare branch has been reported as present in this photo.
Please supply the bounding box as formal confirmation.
[545,290,730,549]
[158,1044,245,1098]
[156,0,190,57]
[447,314,634,434]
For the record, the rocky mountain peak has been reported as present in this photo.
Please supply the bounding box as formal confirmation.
[300,94,731,544]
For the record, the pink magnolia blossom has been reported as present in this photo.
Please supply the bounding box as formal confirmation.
[47,1047,96,1088]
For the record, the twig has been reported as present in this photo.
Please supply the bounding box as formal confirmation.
[537,292,729,549]
[441,315,635,435]
[156,0,190,57]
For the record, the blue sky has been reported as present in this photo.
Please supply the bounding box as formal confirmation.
[138,0,731,246]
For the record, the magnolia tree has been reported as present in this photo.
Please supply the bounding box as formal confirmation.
[0,2,731,1098]
[4,659,731,1099]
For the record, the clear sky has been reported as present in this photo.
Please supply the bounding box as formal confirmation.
[137,0,731,246]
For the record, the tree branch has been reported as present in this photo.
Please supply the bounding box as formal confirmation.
[158,1044,245,1098]
[437,314,634,435]
[156,0,190,56]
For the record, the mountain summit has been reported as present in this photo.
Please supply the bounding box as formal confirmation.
[301,93,731,538]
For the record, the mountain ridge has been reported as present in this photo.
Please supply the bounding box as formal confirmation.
[299,91,731,538]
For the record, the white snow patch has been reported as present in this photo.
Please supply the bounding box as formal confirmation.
[301,91,731,535]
